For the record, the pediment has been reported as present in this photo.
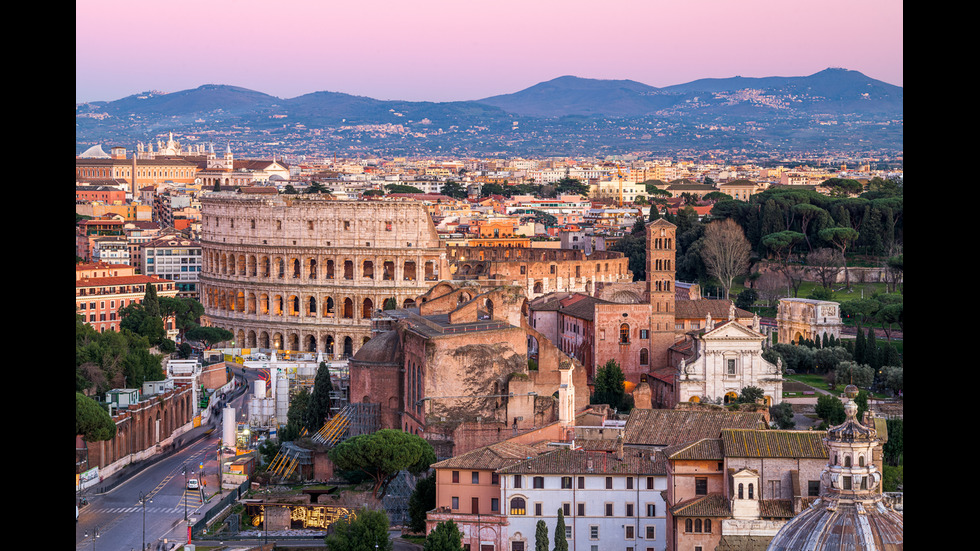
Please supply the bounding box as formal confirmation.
[703,320,764,340]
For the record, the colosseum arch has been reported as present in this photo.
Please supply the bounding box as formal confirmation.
[362,298,374,318]
[247,330,257,348]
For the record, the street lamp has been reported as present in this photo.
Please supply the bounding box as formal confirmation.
[138,490,152,551]
[84,526,100,550]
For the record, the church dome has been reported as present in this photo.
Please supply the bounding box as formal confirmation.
[78,144,110,158]
[766,387,902,550]
[350,329,401,365]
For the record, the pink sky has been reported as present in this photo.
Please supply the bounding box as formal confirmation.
[76,0,903,103]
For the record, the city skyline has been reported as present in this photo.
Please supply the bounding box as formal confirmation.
[76,0,902,104]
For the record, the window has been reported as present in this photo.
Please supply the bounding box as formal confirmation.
[646,477,655,490]
[727,359,736,375]
[606,476,613,489]
[533,476,544,489]
[492,473,500,485]
[472,472,480,484]
[605,503,613,516]
[577,503,585,516]
[590,526,599,540]
[646,504,656,517]
[562,476,573,489]
[452,497,459,510]
[452,471,459,483]
[626,503,634,517]
[491,498,499,512]
[563,503,571,516]
[645,526,656,539]
[626,477,634,490]
[535,503,542,516]
[625,526,635,540]
[578,476,585,489]
[619,324,630,344]
[510,497,526,515]
[695,477,707,495]
[565,526,572,540]
[808,481,821,497]
[514,475,522,488]
[640,329,649,339]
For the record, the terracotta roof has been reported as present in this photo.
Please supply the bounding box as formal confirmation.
[721,429,828,459]
[498,447,667,476]
[759,499,795,519]
[670,493,730,517]
[663,438,724,461]
[675,299,752,321]
[624,409,767,448]
[76,274,173,288]
[432,440,546,471]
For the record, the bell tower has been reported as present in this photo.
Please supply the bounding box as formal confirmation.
[646,218,676,370]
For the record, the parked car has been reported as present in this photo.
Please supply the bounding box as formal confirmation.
[187,478,200,490]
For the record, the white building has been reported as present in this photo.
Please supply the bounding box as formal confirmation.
[675,316,783,407]
[499,447,668,551]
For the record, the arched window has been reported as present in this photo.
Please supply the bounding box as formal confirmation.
[640,348,649,365]
[845,455,852,467]
[738,483,744,499]
[704,519,712,533]
[685,519,693,533]
[510,497,526,515]
[694,519,702,533]
[859,455,865,467]
[748,483,754,499]
[620,323,630,344]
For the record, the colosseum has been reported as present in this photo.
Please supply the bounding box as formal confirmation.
[199,192,450,358]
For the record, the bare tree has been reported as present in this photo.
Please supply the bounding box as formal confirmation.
[806,248,844,289]
[701,218,751,300]
[754,270,786,307]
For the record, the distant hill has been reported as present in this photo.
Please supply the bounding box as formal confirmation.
[75,68,903,157]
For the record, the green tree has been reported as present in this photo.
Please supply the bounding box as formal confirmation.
[738,385,765,404]
[535,520,549,551]
[815,394,845,426]
[553,508,568,551]
[184,324,234,349]
[882,419,903,466]
[591,360,632,412]
[769,402,796,429]
[880,365,903,396]
[76,392,117,441]
[408,472,436,534]
[280,388,311,442]
[326,508,393,551]
[142,282,161,318]
[553,177,589,197]
[834,361,874,389]
[424,520,464,551]
[329,429,436,498]
[440,181,467,199]
[304,362,334,433]
[762,230,806,297]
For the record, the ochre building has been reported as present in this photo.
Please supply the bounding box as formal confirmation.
[198,192,450,358]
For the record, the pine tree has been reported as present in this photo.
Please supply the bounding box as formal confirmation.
[553,509,568,551]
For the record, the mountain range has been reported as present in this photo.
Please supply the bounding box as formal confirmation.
[75,68,903,158]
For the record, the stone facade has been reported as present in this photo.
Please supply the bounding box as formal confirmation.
[674,319,782,407]
[776,298,842,345]
[198,192,450,358]
[447,245,632,299]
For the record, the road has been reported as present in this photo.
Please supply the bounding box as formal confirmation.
[76,369,255,550]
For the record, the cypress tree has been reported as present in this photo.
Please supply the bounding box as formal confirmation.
[143,283,161,318]
[854,327,866,366]
[866,327,879,371]
[554,509,568,551]
[535,520,549,551]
